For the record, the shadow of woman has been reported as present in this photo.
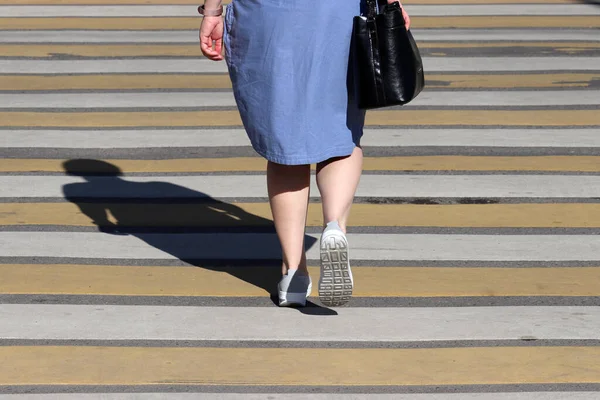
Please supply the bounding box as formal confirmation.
[61,159,335,315]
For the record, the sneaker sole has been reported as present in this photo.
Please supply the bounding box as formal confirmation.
[319,232,353,307]
[278,291,307,307]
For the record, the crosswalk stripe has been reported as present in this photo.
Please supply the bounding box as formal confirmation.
[2,29,597,43]
[3,232,600,261]
[2,305,600,340]
[2,265,599,297]
[3,156,600,173]
[1,43,598,59]
[4,91,600,108]
[3,58,599,74]
[0,74,234,91]
[3,346,600,386]
[0,0,578,4]
[1,73,597,91]
[2,128,599,149]
[1,110,599,128]
[1,16,598,30]
[3,175,600,199]
[3,203,600,228]
[3,4,599,17]
[0,395,597,400]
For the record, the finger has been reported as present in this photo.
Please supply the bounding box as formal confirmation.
[201,45,219,60]
[214,37,223,57]
[200,36,217,56]
[200,41,212,58]
[201,39,223,61]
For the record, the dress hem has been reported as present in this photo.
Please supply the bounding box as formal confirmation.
[253,144,357,166]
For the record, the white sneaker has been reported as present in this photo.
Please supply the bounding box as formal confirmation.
[318,221,353,307]
[277,269,312,307]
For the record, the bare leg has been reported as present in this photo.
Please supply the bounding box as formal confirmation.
[316,146,363,232]
[267,161,311,276]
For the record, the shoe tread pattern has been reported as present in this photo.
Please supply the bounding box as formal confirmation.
[318,235,352,307]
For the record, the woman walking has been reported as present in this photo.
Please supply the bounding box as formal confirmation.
[200,0,410,307]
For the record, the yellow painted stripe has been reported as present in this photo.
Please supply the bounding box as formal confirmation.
[1,264,599,297]
[0,44,203,58]
[3,346,600,386]
[3,157,600,173]
[416,16,600,29]
[1,42,598,58]
[0,0,576,4]
[0,74,234,91]
[423,42,600,49]
[429,73,600,89]
[2,203,600,228]
[1,16,597,30]
[1,73,597,91]
[1,110,598,127]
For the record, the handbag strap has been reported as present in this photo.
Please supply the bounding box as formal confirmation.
[365,0,379,19]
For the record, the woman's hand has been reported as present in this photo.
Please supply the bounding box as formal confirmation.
[388,0,411,30]
[199,16,224,61]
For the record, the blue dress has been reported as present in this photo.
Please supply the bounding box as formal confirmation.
[223,0,366,165]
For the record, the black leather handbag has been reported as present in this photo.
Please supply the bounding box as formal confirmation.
[352,0,425,110]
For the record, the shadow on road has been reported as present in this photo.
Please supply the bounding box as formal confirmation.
[61,159,335,315]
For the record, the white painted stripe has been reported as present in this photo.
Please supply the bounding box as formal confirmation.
[1,4,598,17]
[1,29,597,43]
[2,129,600,149]
[425,57,600,72]
[0,5,203,17]
[0,394,597,400]
[2,175,600,199]
[2,305,599,341]
[3,91,599,108]
[0,92,240,109]
[1,58,598,74]
[2,232,599,261]
[361,128,600,148]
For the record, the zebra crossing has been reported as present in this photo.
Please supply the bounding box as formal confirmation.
[1,0,600,397]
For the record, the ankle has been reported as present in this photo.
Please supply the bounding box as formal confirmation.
[324,220,347,234]
[282,265,309,276]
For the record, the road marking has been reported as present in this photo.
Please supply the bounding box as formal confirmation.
[0,74,235,91]
[3,91,600,108]
[0,394,596,400]
[0,58,230,74]
[3,175,600,198]
[0,43,598,58]
[2,232,600,261]
[1,265,599,297]
[1,30,597,43]
[0,0,578,4]
[3,202,600,228]
[1,305,600,341]
[3,156,600,173]
[1,73,597,91]
[1,110,598,128]
[1,4,598,17]
[2,346,600,385]
[2,58,599,74]
[1,16,598,29]
[2,128,599,149]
